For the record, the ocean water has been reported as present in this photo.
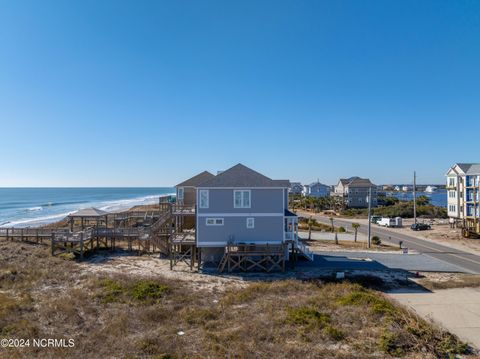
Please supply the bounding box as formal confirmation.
[386,189,447,207]
[0,187,175,228]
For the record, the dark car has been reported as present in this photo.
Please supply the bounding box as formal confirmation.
[410,223,431,231]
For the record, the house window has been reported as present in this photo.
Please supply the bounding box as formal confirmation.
[449,205,456,212]
[206,218,223,226]
[234,190,251,208]
[199,190,209,208]
[449,191,456,198]
[448,178,456,187]
[246,217,254,229]
[177,187,184,200]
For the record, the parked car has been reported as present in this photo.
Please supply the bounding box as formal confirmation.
[371,216,382,224]
[410,223,431,231]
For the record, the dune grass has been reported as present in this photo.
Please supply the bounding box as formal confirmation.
[0,240,474,358]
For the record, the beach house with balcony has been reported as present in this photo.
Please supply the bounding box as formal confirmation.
[446,163,480,237]
[172,164,313,270]
[194,163,313,264]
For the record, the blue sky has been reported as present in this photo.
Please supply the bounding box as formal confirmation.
[0,1,479,187]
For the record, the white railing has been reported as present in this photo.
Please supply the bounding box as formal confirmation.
[295,240,314,261]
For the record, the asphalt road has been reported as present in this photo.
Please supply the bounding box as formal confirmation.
[313,216,480,274]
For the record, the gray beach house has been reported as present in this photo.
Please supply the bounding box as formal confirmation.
[175,164,312,264]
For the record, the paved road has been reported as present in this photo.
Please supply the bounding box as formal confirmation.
[312,215,480,274]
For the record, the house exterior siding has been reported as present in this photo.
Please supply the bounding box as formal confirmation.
[196,188,285,247]
[197,216,284,247]
[446,163,480,235]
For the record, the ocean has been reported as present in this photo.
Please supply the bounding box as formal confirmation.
[386,189,447,208]
[0,187,175,228]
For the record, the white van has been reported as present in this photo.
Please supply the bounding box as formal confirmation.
[377,217,396,227]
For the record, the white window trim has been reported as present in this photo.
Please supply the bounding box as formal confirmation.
[177,187,184,200]
[246,217,254,229]
[234,190,251,208]
[199,189,209,208]
[206,218,224,226]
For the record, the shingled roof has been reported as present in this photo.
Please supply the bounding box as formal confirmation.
[198,164,290,188]
[176,171,215,187]
[454,163,480,174]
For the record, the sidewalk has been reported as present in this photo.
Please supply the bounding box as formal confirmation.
[389,287,480,350]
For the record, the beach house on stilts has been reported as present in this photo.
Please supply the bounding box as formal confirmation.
[171,164,313,272]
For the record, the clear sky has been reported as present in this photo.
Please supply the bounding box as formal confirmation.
[0,1,479,187]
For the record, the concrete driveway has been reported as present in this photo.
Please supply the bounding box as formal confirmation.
[298,251,468,273]
[389,287,480,350]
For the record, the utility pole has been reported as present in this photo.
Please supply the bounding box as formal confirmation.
[413,171,417,224]
[367,186,372,249]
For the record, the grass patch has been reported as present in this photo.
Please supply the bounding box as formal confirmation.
[130,281,169,303]
[418,274,480,290]
[337,287,396,315]
[57,252,76,260]
[0,241,474,358]
[98,278,169,304]
[323,325,344,341]
[286,307,331,328]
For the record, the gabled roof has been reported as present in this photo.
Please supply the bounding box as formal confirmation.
[448,163,480,176]
[69,207,109,217]
[338,177,375,188]
[338,176,360,186]
[347,178,376,187]
[198,163,290,188]
[176,171,215,187]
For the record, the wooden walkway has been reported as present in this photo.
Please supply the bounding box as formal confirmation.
[0,202,174,259]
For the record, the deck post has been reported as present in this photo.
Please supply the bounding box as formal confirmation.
[80,232,84,260]
[21,228,24,242]
[197,247,201,271]
[51,233,55,256]
[6,228,9,241]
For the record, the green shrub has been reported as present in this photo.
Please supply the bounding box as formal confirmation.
[98,278,169,304]
[379,331,404,356]
[372,236,381,246]
[337,289,395,315]
[99,279,124,303]
[338,226,346,233]
[286,307,330,328]
[130,281,169,303]
[324,325,344,341]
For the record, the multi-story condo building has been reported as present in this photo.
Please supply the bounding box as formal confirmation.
[446,163,480,237]
[303,181,330,198]
[333,176,378,208]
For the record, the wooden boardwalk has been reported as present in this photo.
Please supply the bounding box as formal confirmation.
[0,198,174,260]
